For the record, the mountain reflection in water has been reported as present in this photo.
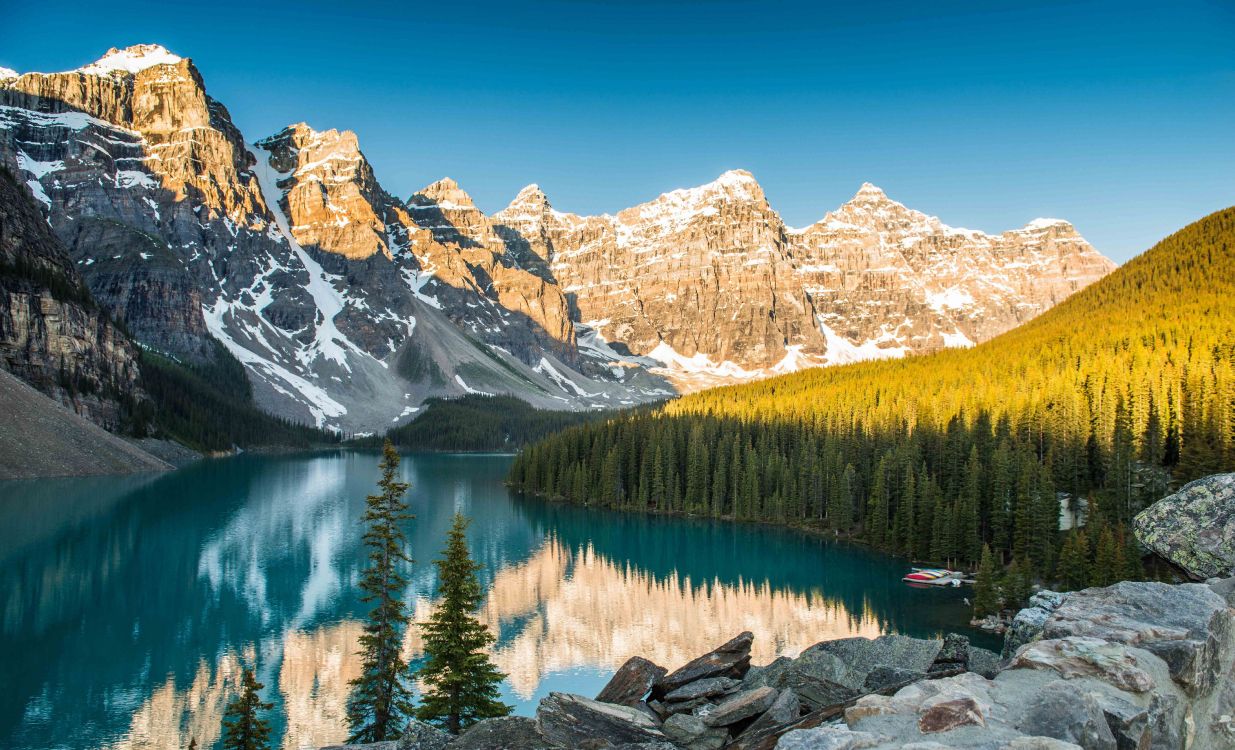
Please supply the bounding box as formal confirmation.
[0,451,987,750]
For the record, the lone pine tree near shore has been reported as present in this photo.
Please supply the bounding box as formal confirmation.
[347,441,415,742]
[222,669,272,750]
[416,514,511,734]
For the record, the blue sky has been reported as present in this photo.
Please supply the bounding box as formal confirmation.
[4,0,1233,262]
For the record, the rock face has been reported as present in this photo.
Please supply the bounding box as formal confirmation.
[496,175,1114,392]
[1134,473,1235,580]
[0,165,142,429]
[1,44,1116,432]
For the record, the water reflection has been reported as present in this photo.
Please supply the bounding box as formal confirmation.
[0,452,989,750]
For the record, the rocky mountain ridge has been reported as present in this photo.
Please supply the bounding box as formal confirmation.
[0,44,1115,431]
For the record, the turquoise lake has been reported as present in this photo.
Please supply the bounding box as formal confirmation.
[0,451,994,749]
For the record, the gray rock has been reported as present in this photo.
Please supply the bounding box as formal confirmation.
[663,676,741,703]
[1002,739,1086,750]
[536,692,668,748]
[862,665,925,693]
[728,689,802,750]
[1041,580,1231,695]
[1002,591,1069,660]
[932,633,971,669]
[321,743,399,750]
[662,696,714,716]
[661,713,728,750]
[702,686,778,727]
[967,647,1002,679]
[598,657,668,706]
[606,743,679,750]
[775,725,882,750]
[1012,682,1117,750]
[743,657,792,688]
[655,632,754,697]
[1093,694,1149,750]
[812,634,943,680]
[1134,473,1235,580]
[447,717,550,750]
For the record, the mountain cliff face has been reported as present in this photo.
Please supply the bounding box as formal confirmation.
[0,44,1116,431]
[0,167,142,429]
[493,174,1115,388]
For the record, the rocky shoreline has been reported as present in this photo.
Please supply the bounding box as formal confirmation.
[322,474,1235,750]
[324,575,1235,750]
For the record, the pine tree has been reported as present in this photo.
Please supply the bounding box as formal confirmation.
[972,544,1002,618]
[1054,531,1090,591]
[1001,556,1034,610]
[348,441,415,742]
[416,514,511,734]
[222,669,272,750]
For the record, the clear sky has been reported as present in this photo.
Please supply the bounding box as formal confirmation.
[4,0,1233,262]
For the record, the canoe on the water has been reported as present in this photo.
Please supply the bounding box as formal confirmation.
[902,568,962,584]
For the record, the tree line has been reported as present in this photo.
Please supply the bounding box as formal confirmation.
[509,207,1235,590]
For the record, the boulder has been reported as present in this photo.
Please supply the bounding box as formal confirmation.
[1011,682,1117,750]
[663,676,741,703]
[930,634,971,671]
[661,713,728,750]
[917,697,986,733]
[967,647,1002,679]
[812,634,942,680]
[654,632,754,697]
[536,692,668,748]
[398,721,451,750]
[1040,581,1231,695]
[701,686,778,727]
[1002,591,1069,660]
[447,717,550,750]
[1133,473,1235,580]
[598,657,667,706]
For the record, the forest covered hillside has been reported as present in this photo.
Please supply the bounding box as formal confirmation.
[510,207,1235,582]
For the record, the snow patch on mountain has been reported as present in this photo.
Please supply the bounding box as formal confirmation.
[77,45,183,76]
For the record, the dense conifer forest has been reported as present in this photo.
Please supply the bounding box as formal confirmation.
[510,207,1235,587]
[133,341,340,451]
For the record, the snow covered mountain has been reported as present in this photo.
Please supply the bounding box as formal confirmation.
[0,44,1115,431]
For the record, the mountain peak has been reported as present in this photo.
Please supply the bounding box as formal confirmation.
[1020,217,1072,232]
[411,177,477,210]
[78,44,183,76]
[854,182,888,200]
[0,67,17,80]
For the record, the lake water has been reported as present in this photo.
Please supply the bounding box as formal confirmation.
[0,451,994,749]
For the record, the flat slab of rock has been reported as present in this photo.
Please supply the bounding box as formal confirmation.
[598,656,667,706]
[1134,473,1235,579]
[654,632,753,696]
[448,716,550,749]
[663,676,740,703]
[702,686,778,727]
[536,692,668,748]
